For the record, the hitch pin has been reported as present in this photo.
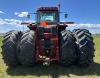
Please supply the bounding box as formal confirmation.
[43,58,50,66]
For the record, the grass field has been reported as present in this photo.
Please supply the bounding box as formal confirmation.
[0,35,100,78]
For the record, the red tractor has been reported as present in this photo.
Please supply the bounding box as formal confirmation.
[1,4,95,66]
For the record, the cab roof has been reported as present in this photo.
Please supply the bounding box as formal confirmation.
[37,7,58,11]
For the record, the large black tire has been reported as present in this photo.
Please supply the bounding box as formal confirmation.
[73,29,95,66]
[59,30,76,66]
[1,30,22,66]
[19,30,36,66]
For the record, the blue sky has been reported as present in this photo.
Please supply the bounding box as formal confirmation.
[0,0,100,34]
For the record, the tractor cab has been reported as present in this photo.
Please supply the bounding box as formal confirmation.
[37,7,59,24]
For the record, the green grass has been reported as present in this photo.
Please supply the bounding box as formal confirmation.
[0,35,100,78]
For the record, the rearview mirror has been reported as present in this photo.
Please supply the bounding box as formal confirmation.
[65,14,68,18]
[27,14,30,19]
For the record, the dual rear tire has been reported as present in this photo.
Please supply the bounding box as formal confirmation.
[19,30,36,66]
[72,29,95,66]
[59,30,76,66]
[1,30,22,66]
[1,29,95,67]
[1,30,36,66]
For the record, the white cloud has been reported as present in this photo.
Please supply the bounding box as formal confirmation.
[69,24,100,29]
[0,18,22,27]
[0,18,100,29]
[0,11,5,14]
[0,18,100,33]
[15,12,28,17]
[25,20,35,22]
[0,18,36,28]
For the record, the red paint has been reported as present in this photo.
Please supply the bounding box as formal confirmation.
[31,25,59,61]
[21,21,74,62]
[66,22,74,24]
[58,3,60,7]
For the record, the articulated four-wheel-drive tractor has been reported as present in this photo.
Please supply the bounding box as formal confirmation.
[1,4,95,67]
